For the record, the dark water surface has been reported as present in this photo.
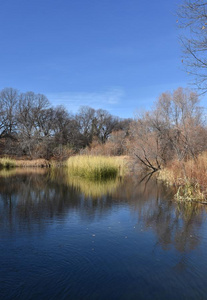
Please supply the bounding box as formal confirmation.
[0,168,207,300]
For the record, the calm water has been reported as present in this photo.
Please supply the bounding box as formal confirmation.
[0,168,207,300]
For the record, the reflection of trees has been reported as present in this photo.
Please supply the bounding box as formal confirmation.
[0,169,206,256]
[0,169,122,231]
[141,196,202,252]
[122,174,204,254]
[0,169,79,231]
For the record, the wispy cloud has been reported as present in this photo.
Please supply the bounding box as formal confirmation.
[46,88,125,112]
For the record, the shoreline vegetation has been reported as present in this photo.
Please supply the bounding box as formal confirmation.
[0,158,52,169]
[0,155,127,179]
[158,152,207,204]
[1,154,207,203]
[67,155,126,180]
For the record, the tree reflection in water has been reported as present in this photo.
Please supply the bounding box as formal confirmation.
[0,168,206,256]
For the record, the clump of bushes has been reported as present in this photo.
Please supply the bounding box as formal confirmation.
[80,131,128,156]
[15,159,51,168]
[67,155,125,180]
[158,152,207,203]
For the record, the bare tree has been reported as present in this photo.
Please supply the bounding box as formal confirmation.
[16,92,50,158]
[129,88,207,171]
[129,113,164,171]
[0,88,20,155]
[178,0,207,92]
[0,88,19,139]
[52,106,82,153]
[95,109,119,143]
[156,87,206,160]
[76,106,96,146]
[76,106,119,146]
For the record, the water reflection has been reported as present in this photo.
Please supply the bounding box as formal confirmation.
[63,168,121,198]
[1,168,207,299]
[0,168,205,254]
[123,175,204,249]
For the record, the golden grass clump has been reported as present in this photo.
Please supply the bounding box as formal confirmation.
[67,155,125,180]
[0,157,16,169]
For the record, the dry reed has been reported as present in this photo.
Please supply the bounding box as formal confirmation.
[67,155,125,180]
[158,152,207,203]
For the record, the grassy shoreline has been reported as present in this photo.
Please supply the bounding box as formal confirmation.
[0,156,127,178]
[158,153,207,204]
[2,153,207,204]
[0,158,52,168]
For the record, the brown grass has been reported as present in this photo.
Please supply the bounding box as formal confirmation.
[158,152,207,203]
[13,159,51,168]
[0,168,48,177]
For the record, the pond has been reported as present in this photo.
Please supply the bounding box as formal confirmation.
[0,168,207,299]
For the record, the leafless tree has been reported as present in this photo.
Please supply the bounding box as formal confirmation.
[129,114,164,171]
[178,0,207,92]
[0,88,20,155]
[129,87,207,171]
[156,87,206,160]
[76,106,120,146]
[16,92,50,158]
[76,106,96,146]
[0,88,19,139]
[95,109,119,143]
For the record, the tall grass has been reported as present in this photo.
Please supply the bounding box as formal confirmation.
[158,152,207,203]
[0,157,16,169]
[67,155,125,180]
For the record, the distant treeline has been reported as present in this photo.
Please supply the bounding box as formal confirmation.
[1,87,207,172]
[0,88,132,159]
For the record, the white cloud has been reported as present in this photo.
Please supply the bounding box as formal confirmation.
[46,88,125,112]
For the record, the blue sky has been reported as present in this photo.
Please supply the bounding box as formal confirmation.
[0,0,206,118]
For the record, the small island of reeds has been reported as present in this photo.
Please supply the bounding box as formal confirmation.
[67,155,125,180]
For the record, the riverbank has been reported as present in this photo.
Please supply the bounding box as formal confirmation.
[158,152,207,204]
[0,158,52,168]
[0,155,128,176]
[2,154,207,204]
